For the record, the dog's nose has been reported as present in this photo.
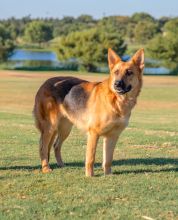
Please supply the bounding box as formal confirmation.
[114,80,124,88]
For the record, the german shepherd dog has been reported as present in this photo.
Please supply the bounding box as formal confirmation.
[33,48,144,176]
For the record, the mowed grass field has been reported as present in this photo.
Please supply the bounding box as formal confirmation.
[0,70,178,220]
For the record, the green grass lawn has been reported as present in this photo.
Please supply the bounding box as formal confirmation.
[0,71,178,220]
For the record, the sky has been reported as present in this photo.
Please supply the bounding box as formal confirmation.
[0,0,178,19]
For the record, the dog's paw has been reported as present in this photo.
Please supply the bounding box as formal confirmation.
[103,168,112,175]
[57,162,65,168]
[42,167,52,173]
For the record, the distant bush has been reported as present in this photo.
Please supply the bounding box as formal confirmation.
[0,24,14,61]
[24,21,53,44]
[147,32,178,70]
[57,28,126,72]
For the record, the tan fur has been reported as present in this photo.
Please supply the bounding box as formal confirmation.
[33,48,144,176]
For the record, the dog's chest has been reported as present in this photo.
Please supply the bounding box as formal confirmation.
[99,114,130,135]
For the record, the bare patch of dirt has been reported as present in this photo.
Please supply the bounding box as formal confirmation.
[136,100,178,110]
[144,130,178,137]
[1,71,178,85]
[143,76,178,87]
[129,144,176,149]
[0,70,106,81]
[127,127,178,136]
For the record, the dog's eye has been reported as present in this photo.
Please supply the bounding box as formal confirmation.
[114,70,119,75]
[126,69,133,76]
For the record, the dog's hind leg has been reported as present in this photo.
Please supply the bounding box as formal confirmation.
[39,125,57,173]
[47,130,57,162]
[38,99,58,173]
[53,118,73,167]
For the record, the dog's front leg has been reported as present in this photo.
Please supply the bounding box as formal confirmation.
[85,131,99,177]
[102,134,119,175]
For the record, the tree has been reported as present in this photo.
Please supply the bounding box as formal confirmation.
[0,24,14,61]
[158,16,170,29]
[164,18,178,34]
[53,16,96,38]
[131,12,155,23]
[126,23,136,42]
[77,15,95,23]
[57,28,126,72]
[147,32,178,69]
[98,16,130,37]
[148,17,178,69]
[24,21,53,44]
[134,21,159,44]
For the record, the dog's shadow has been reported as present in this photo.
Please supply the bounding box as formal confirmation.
[0,158,177,175]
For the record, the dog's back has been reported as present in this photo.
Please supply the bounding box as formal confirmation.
[33,76,87,132]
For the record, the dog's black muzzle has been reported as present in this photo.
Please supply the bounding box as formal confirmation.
[114,80,132,94]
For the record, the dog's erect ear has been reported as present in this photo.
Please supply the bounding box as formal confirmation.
[108,48,121,70]
[132,48,144,72]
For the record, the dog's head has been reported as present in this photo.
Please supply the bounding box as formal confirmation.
[108,48,144,96]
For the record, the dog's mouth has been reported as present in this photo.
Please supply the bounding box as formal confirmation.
[117,85,132,94]
[114,81,132,95]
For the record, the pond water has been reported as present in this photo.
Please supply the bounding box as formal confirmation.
[8,49,171,74]
[8,49,64,70]
[9,49,58,61]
